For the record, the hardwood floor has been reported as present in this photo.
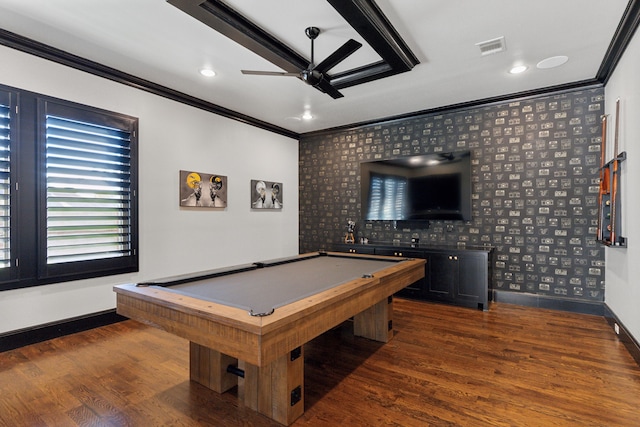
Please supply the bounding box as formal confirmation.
[1,299,639,426]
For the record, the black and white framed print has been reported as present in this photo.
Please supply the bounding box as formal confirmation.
[250,179,282,209]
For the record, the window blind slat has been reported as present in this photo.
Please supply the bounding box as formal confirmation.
[47,188,130,199]
[0,115,10,135]
[46,137,130,157]
[47,169,131,181]
[47,250,130,264]
[47,149,130,169]
[47,116,130,139]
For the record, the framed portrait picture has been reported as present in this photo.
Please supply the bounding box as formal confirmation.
[250,179,282,209]
[179,170,227,208]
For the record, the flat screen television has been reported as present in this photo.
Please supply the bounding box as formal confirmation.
[360,150,472,222]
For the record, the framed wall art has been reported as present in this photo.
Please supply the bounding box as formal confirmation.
[250,179,282,209]
[179,170,227,208]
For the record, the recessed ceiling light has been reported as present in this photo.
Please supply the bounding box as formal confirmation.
[199,68,216,77]
[537,55,569,69]
[509,65,528,74]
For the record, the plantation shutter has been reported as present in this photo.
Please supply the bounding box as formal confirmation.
[0,96,10,269]
[45,115,133,264]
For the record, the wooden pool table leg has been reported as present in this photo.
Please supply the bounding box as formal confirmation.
[189,342,238,393]
[188,342,304,425]
[239,347,305,425]
[353,296,393,343]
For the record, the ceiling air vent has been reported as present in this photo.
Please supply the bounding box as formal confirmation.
[475,36,506,56]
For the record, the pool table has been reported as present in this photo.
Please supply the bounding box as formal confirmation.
[114,251,425,425]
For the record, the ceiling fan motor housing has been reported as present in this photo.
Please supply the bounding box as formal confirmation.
[302,69,323,86]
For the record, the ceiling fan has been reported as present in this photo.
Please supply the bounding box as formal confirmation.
[241,27,362,99]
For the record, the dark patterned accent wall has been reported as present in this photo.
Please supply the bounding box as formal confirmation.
[299,87,606,302]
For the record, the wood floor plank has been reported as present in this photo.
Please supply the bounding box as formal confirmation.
[1,299,639,426]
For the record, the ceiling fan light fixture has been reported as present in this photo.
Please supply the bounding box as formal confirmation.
[302,111,314,120]
[199,68,216,77]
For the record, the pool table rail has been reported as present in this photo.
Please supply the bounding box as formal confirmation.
[114,252,424,367]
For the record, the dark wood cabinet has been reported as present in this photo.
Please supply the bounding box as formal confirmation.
[373,248,427,300]
[333,243,493,311]
[455,252,489,307]
[426,252,455,301]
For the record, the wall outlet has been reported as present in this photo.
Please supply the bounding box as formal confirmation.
[614,323,620,335]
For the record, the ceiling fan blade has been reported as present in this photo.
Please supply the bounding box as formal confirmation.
[314,39,362,74]
[241,70,299,77]
[316,78,344,99]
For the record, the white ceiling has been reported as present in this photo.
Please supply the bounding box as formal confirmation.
[0,0,631,135]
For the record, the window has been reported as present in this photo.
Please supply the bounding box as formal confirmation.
[0,84,138,291]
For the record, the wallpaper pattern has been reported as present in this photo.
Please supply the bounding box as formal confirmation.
[299,87,606,302]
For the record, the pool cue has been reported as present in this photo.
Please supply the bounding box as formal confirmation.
[610,98,620,245]
[597,113,608,242]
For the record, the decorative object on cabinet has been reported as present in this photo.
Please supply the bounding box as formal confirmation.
[597,98,626,247]
[344,220,355,243]
[251,179,282,209]
[180,170,227,208]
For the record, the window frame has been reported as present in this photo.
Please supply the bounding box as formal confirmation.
[0,83,139,291]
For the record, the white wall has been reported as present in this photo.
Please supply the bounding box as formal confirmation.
[0,45,299,334]
[603,30,640,342]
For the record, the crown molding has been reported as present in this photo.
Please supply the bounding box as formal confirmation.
[0,28,299,140]
[597,0,640,84]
